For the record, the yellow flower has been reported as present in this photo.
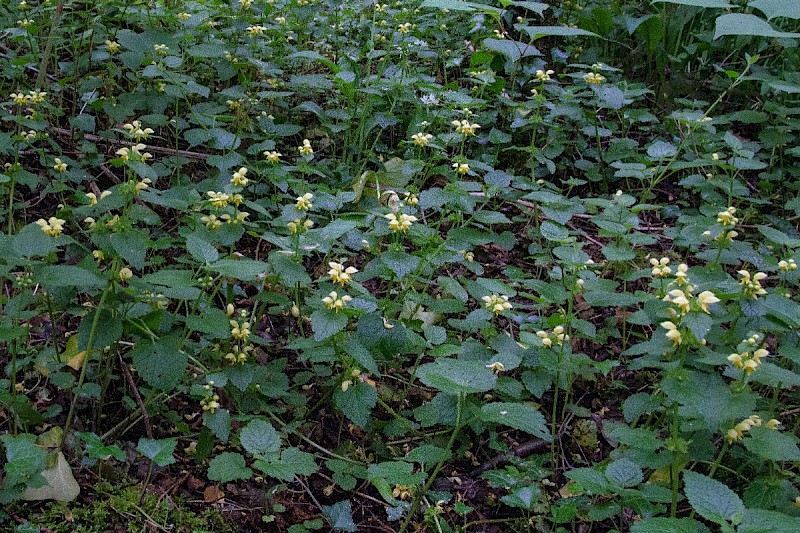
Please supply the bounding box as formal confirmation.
[201,394,220,413]
[322,291,352,312]
[398,23,412,33]
[92,250,104,261]
[411,132,433,147]
[778,259,797,272]
[738,270,767,299]
[135,178,152,194]
[35,217,66,237]
[247,25,266,35]
[53,158,67,172]
[105,40,121,53]
[482,294,512,315]
[766,419,781,430]
[231,167,249,187]
[452,162,470,175]
[230,320,251,341]
[726,428,741,443]
[661,321,682,346]
[727,352,743,369]
[9,92,30,105]
[154,44,170,56]
[123,120,154,141]
[583,72,606,85]
[263,150,282,163]
[177,12,191,20]
[328,262,358,285]
[451,119,480,136]
[696,291,720,314]
[85,192,98,205]
[717,206,738,226]
[485,361,505,374]
[650,257,671,278]
[664,289,690,315]
[296,192,313,211]
[287,218,313,234]
[119,267,133,282]
[298,139,314,157]
[201,214,222,229]
[536,69,554,82]
[207,191,230,209]
[384,213,417,233]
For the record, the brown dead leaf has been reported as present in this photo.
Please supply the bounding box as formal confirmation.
[204,485,225,503]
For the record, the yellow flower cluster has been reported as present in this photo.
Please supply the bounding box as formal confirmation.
[36,217,66,237]
[247,25,266,35]
[398,23,413,33]
[119,267,133,282]
[298,139,314,157]
[122,120,154,141]
[9,90,47,105]
[536,69,554,82]
[650,257,671,278]
[536,325,568,348]
[451,119,480,136]
[412,132,433,147]
[452,162,470,175]
[482,294,512,315]
[329,261,358,285]
[778,259,797,272]
[230,319,251,342]
[225,344,253,365]
[323,291,352,312]
[115,144,152,162]
[728,339,769,375]
[660,321,682,346]
[738,270,767,299]
[288,218,314,234]
[385,212,417,233]
[296,192,313,211]
[485,361,505,374]
[201,393,221,414]
[263,150,282,163]
[230,167,249,187]
[53,158,67,172]
[725,414,779,443]
[716,206,738,226]
[583,72,606,85]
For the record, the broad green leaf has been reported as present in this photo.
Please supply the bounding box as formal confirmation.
[742,427,800,462]
[110,230,148,270]
[343,337,379,375]
[311,309,348,341]
[540,221,570,241]
[239,419,281,456]
[501,485,541,509]
[480,402,551,441]
[647,140,678,159]
[652,0,733,7]
[483,38,540,63]
[254,447,317,481]
[749,0,800,20]
[605,458,644,487]
[203,409,231,443]
[204,259,269,281]
[13,223,59,257]
[740,509,800,533]
[130,339,187,392]
[714,14,800,39]
[333,381,377,428]
[323,500,357,532]
[630,517,708,533]
[207,452,252,483]
[382,249,421,279]
[75,432,125,461]
[516,25,598,40]
[416,358,497,395]
[269,251,311,285]
[185,233,219,264]
[37,266,105,289]
[136,438,177,467]
[683,470,744,526]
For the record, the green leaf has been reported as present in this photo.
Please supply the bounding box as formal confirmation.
[748,0,800,20]
[311,309,348,341]
[187,43,227,58]
[652,0,733,7]
[742,427,800,462]
[185,233,219,264]
[333,381,377,428]
[630,517,708,533]
[136,438,177,467]
[323,500,357,532]
[37,266,105,289]
[204,259,269,281]
[714,13,800,39]
[343,337,379,375]
[269,252,311,285]
[416,358,497,395]
[110,230,148,270]
[203,409,231,444]
[605,458,644,487]
[516,25,598,40]
[239,419,281,456]
[382,249,421,279]
[254,447,317,482]
[130,339,187,392]
[540,221,570,241]
[480,402,551,441]
[583,290,643,307]
[75,432,125,461]
[13,223,59,257]
[501,485,541,509]
[683,470,744,526]
[207,452,252,483]
[483,38,540,63]
[647,140,678,159]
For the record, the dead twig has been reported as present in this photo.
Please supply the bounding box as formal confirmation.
[119,353,154,440]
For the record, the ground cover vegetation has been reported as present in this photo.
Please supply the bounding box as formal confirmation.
[1,0,800,531]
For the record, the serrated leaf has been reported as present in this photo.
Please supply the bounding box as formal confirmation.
[203,409,231,443]
[186,233,219,264]
[75,432,125,461]
[207,452,252,483]
[605,458,644,487]
[382,249,421,279]
[517,25,598,40]
[630,517,708,533]
[37,266,105,289]
[130,339,187,392]
[239,419,281,456]
[742,427,800,462]
[714,13,800,39]
[323,500,357,532]
[416,358,497,395]
[311,309,348,341]
[109,230,148,270]
[480,402,551,441]
[136,437,177,467]
[334,381,377,428]
[540,221,570,241]
[204,259,269,281]
[683,470,744,526]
